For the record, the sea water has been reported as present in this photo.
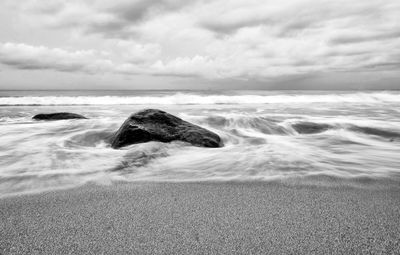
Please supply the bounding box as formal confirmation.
[1,90,400,195]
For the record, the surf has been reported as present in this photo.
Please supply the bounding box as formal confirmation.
[1,90,400,195]
[1,91,400,106]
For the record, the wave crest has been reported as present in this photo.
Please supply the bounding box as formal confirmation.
[1,92,400,106]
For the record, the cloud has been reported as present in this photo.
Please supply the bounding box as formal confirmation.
[0,42,215,78]
[109,0,188,23]
[0,43,112,73]
[0,42,151,75]
[149,56,221,78]
[15,0,194,39]
[330,31,400,45]
[81,0,192,38]
[1,0,400,84]
[197,0,400,39]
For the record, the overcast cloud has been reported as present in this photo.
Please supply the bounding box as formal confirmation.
[0,0,399,89]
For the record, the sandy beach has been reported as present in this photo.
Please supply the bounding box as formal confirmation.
[2,0,400,253]
[1,182,399,254]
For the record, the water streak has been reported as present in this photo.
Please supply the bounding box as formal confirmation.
[1,91,400,195]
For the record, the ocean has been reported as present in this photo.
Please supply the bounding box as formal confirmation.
[1,90,400,196]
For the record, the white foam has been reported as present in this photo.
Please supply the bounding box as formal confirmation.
[1,92,400,105]
[1,94,400,196]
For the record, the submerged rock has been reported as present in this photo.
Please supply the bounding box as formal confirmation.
[111,109,223,149]
[33,112,87,120]
[292,122,332,134]
[349,126,400,139]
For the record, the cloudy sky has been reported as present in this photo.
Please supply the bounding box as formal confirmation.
[0,0,399,90]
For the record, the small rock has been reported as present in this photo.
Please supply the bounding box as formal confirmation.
[33,112,87,120]
[292,122,331,134]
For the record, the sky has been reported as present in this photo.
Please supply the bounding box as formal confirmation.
[0,0,399,90]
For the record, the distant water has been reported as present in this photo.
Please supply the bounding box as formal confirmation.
[1,90,400,196]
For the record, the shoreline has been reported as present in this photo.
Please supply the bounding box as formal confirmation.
[1,182,400,254]
[2,174,400,199]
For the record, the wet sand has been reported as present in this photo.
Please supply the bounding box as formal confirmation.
[1,182,400,254]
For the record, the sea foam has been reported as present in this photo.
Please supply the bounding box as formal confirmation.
[1,92,400,105]
[1,91,400,196]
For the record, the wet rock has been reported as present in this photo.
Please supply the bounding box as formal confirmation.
[292,122,332,134]
[350,126,400,139]
[111,109,223,149]
[33,112,87,120]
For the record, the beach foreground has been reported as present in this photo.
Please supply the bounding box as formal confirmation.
[1,182,400,254]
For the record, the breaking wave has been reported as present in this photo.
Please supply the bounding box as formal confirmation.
[1,90,400,196]
[1,92,400,106]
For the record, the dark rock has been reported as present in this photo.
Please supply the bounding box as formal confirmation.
[292,122,331,134]
[111,109,223,149]
[33,112,87,120]
[350,126,400,139]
